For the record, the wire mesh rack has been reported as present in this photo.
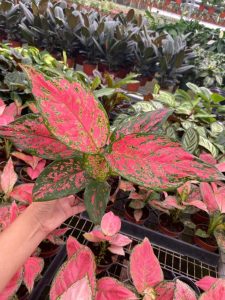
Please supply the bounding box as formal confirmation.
[65,214,218,282]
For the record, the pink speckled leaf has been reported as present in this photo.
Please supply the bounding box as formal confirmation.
[12,152,42,169]
[107,245,125,255]
[1,158,17,196]
[173,279,197,300]
[33,158,87,201]
[199,153,217,165]
[84,180,111,224]
[154,281,176,299]
[23,257,44,292]
[66,236,82,259]
[101,212,121,236]
[199,279,225,300]
[60,276,92,300]
[96,277,138,300]
[10,183,34,204]
[0,114,76,159]
[119,180,135,192]
[130,238,163,294]
[217,162,225,172]
[200,183,218,214]
[26,160,46,180]
[23,66,109,154]
[196,276,218,291]
[50,247,96,300]
[105,134,224,191]
[47,227,70,245]
[114,109,173,139]
[0,269,23,300]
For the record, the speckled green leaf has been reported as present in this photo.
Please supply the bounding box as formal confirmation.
[199,136,218,158]
[182,128,199,154]
[84,180,111,224]
[33,158,87,201]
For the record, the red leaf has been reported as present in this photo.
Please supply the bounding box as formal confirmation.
[1,158,17,196]
[105,134,224,190]
[173,279,197,300]
[66,236,82,259]
[26,160,46,180]
[12,152,42,169]
[23,66,109,154]
[33,159,87,201]
[60,276,92,300]
[23,257,44,292]
[114,109,173,139]
[101,212,121,236]
[96,277,138,300]
[130,238,163,294]
[200,183,218,214]
[0,269,23,300]
[10,183,34,204]
[196,276,218,291]
[50,247,96,300]
[199,279,225,300]
[0,114,75,160]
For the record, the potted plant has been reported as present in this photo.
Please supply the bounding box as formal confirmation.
[0,66,223,228]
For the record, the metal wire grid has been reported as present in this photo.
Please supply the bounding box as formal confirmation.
[64,215,218,282]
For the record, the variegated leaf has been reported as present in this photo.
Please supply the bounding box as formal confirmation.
[130,238,163,294]
[50,247,96,300]
[1,158,17,196]
[84,180,111,224]
[96,277,137,300]
[23,66,109,154]
[114,109,173,140]
[199,136,218,158]
[60,276,92,300]
[105,134,224,191]
[23,257,44,292]
[196,276,218,291]
[33,159,87,201]
[0,114,76,160]
[199,279,225,300]
[182,128,199,154]
[83,154,110,182]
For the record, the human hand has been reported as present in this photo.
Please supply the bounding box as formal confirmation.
[28,195,85,235]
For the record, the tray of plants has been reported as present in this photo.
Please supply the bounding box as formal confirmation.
[29,213,218,300]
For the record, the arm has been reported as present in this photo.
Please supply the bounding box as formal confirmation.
[0,196,85,292]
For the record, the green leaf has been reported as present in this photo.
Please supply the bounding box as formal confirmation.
[182,128,199,154]
[195,229,210,239]
[84,180,111,224]
[153,91,177,108]
[211,93,225,103]
[166,126,178,140]
[91,76,101,91]
[210,122,224,136]
[33,158,87,201]
[93,88,115,98]
[199,136,218,158]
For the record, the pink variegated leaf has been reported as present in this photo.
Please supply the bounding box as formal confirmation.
[216,162,225,172]
[1,158,17,196]
[50,247,96,300]
[47,228,70,245]
[134,209,143,222]
[0,114,76,160]
[26,160,46,180]
[10,183,34,204]
[129,191,146,201]
[9,201,19,224]
[177,182,191,200]
[96,277,138,300]
[23,257,44,292]
[215,187,225,213]
[0,115,14,126]
[60,276,92,300]
[33,159,87,201]
[187,200,208,212]
[101,212,121,236]
[199,153,217,165]
[108,245,125,255]
[4,103,18,118]
[105,134,224,191]
[173,279,197,300]
[12,152,42,169]
[84,230,110,243]
[200,183,218,214]
[110,233,132,247]
[196,276,218,291]
[114,109,173,140]
[23,66,109,154]
[0,98,6,115]
[0,269,23,300]
[66,236,82,259]
[154,281,175,299]
[119,180,135,192]
[130,238,163,293]
[199,279,225,300]
[28,102,39,113]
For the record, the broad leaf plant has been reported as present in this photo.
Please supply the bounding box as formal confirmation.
[0,66,223,224]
